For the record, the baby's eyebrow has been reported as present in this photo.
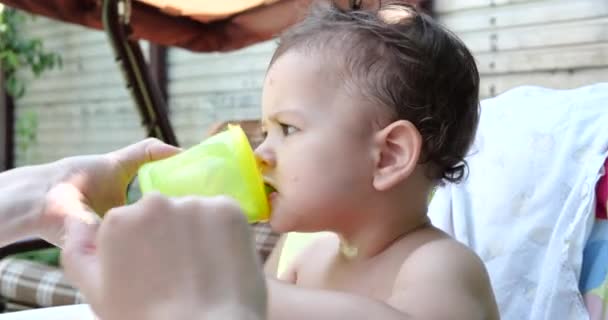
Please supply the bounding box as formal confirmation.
[261,109,306,129]
[259,119,269,131]
[269,109,305,121]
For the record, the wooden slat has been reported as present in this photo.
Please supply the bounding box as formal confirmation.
[43,41,114,64]
[31,134,146,148]
[168,41,277,64]
[22,84,258,108]
[476,42,608,75]
[439,0,608,32]
[19,57,123,81]
[434,0,543,14]
[15,137,143,165]
[33,119,142,132]
[170,90,262,110]
[20,83,130,105]
[33,128,145,144]
[479,68,608,98]
[30,31,106,52]
[169,52,270,79]
[21,16,83,36]
[14,121,146,164]
[171,106,261,128]
[33,114,141,131]
[24,69,124,93]
[168,72,265,95]
[14,142,143,164]
[16,100,136,113]
[461,17,608,54]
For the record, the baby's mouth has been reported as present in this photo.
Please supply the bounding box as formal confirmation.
[264,183,278,195]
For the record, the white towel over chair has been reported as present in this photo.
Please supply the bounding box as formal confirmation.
[429,83,608,320]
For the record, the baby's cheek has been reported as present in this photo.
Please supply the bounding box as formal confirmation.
[269,211,297,233]
[288,174,300,185]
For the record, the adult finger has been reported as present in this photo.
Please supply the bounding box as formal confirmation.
[109,138,181,180]
[61,216,101,301]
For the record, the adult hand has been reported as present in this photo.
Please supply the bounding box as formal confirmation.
[9,138,179,246]
[62,194,267,320]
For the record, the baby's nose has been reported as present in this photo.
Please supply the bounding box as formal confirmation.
[254,144,276,171]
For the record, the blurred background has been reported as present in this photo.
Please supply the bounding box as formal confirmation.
[1,0,606,169]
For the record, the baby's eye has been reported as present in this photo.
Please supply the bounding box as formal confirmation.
[280,123,299,136]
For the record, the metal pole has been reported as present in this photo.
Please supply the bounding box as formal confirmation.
[102,0,178,146]
[0,72,14,171]
[149,44,168,102]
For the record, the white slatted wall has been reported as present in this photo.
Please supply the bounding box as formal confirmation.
[435,0,608,98]
[14,16,145,166]
[13,0,608,163]
[167,41,275,147]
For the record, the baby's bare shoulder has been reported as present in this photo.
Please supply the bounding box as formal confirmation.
[388,229,499,319]
[403,232,485,277]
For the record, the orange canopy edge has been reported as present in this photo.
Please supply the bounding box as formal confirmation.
[0,0,429,52]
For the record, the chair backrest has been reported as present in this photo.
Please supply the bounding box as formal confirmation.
[428,84,608,319]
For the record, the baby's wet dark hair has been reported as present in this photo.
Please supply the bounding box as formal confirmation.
[270,1,480,183]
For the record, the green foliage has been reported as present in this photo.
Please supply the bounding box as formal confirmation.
[15,110,38,153]
[11,248,60,266]
[0,7,62,99]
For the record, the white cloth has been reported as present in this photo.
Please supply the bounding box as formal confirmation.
[0,304,94,319]
[429,83,608,320]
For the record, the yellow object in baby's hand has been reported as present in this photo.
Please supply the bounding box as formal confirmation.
[138,125,270,223]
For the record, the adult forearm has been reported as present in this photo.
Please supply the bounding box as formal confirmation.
[0,163,56,245]
[267,278,407,320]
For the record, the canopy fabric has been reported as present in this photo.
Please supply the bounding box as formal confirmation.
[0,0,428,52]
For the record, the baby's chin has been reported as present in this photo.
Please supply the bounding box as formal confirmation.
[268,213,297,233]
[269,211,330,234]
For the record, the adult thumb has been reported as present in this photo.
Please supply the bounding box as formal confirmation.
[61,216,101,301]
[110,138,181,181]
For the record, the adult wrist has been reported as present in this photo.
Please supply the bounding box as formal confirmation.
[0,162,57,244]
[25,160,65,237]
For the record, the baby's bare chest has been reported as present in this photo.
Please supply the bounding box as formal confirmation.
[294,251,406,301]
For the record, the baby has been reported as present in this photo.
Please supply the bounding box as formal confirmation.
[256,2,499,320]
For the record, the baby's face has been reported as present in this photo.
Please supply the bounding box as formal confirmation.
[256,50,378,233]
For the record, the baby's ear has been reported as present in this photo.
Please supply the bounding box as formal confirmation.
[372,120,422,191]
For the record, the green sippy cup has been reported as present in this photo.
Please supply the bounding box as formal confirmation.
[137,125,270,223]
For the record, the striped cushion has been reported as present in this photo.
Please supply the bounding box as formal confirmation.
[0,258,84,310]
